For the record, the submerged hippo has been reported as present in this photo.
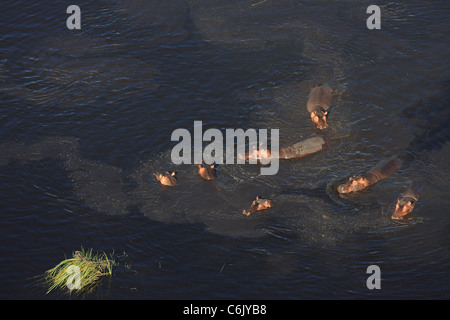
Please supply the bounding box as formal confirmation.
[307,85,333,129]
[337,156,403,194]
[243,134,330,161]
[154,171,177,186]
[197,163,217,180]
[392,182,420,220]
[242,196,273,216]
[279,134,330,159]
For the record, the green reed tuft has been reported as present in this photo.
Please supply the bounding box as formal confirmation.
[44,247,115,295]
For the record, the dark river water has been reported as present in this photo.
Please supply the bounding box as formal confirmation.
[1,0,449,299]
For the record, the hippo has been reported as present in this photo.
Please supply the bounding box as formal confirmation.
[242,196,273,216]
[392,182,420,220]
[243,134,330,161]
[279,134,330,159]
[337,156,403,194]
[197,163,217,180]
[154,171,177,186]
[307,85,333,129]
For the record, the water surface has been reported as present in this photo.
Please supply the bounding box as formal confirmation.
[0,0,449,299]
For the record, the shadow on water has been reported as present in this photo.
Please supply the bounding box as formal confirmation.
[1,1,448,245]
[398,78,450,166]
[0,0,357,244]
[0,134,399,245]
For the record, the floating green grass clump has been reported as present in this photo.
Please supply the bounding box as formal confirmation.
[45,247,115,295]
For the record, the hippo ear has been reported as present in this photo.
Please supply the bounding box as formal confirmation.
[324,111,328,115]
[210,165,214,169]
[256,196,259,200]
[171,172,176,176]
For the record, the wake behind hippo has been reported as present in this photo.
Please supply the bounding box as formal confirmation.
[307,85,333,129]
[337,156,403,194]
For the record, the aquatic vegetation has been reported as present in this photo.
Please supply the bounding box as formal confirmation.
[44,248,115,295]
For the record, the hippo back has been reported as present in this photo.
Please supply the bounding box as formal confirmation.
[307,86,333,113]
[279,135,330,159]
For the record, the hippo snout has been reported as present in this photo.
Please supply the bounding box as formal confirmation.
[391,197,416,220]
[337,183,349,194]
[317,121,328,130]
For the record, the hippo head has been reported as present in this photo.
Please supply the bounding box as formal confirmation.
[337,175,370,194]
[391,198,416,220]
[243,144,272,161]
[255,196,273,208]
[257,147,271,160]
[154,171,177,186]
[197,164,216,180]
[310,110,328,129]
[261,199,273,209]
[154,172,164,181]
